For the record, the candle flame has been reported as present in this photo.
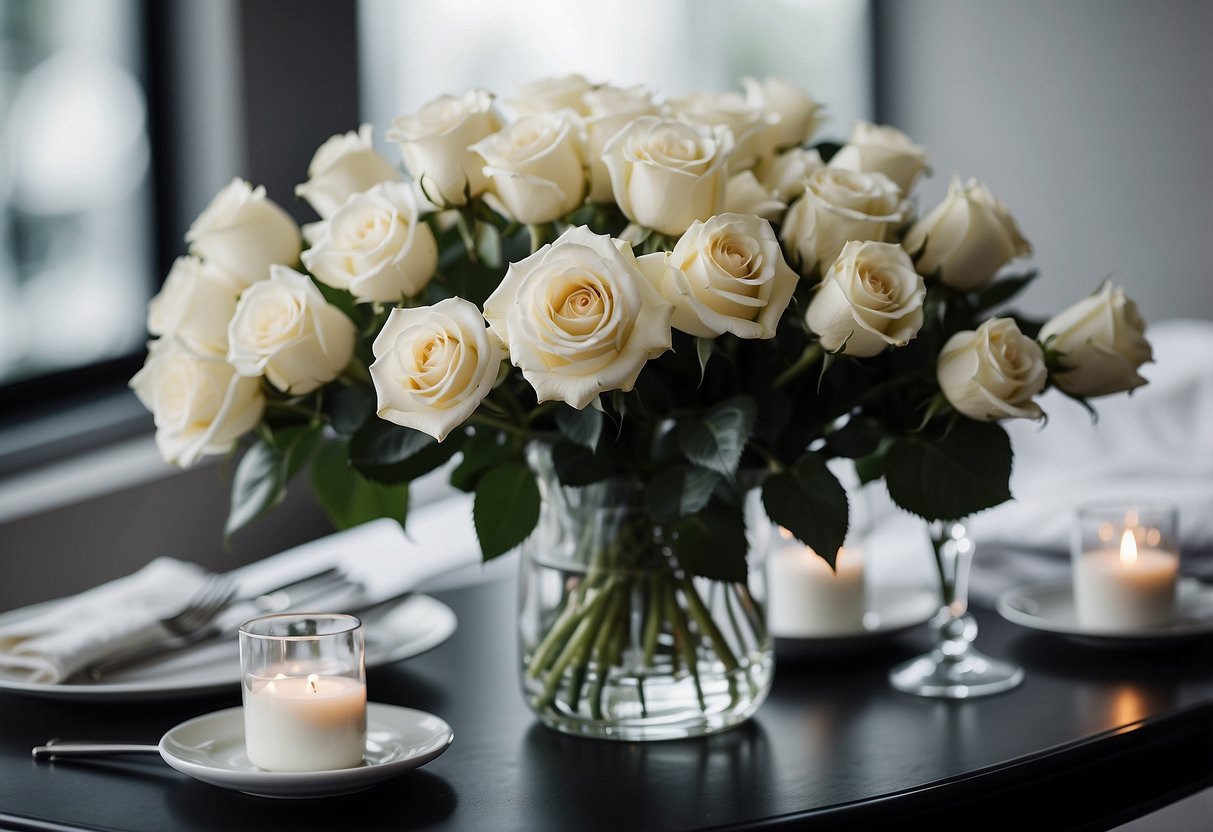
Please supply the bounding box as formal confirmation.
[307,673,320,693]
[1119,529,1138,566]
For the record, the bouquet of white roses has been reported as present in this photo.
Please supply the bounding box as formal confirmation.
[131,73,1152,726]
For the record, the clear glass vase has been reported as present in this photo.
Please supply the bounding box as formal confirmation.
[517,450,774,741]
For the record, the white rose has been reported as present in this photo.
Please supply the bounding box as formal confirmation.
[147,256,242,357]
[780,168,910,276]
[582,84,660,202]
[829,121,929,195]
[1040,282,1153,398]
[601,117,734,237]
[723,170,786,221]
[294,124,402,219]
[937,317,1046,421]
[669,90,777,171]
[742,76,824,151]
[386,90,503,207]
[130,338,264,467]
[482,226,673,409]
[648,213,798,340]
[755,147,824,203]
[227,265,356,395]
[903,176,1031,291]
[806,240,926,357]
[507,73,594,117]
[370,298,504,442]
[470,112,586,225]
[301,182,438,303]
[185,178,301,287]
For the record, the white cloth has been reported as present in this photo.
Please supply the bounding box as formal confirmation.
[0,495,482,684]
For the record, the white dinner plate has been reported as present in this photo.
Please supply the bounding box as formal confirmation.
[0,594,456,701]
[996,578,1213,647]
[159,703,453,798]
[774,585,938,658]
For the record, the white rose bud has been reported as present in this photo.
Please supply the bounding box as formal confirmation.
[647,213,799,340]
[780,168,910,276]
[669,89,778,172]
[386,90,503,207]
[227,265,356,395]
[602,117,734,237]
[370,298,504,442]
[470,112,587,225]
[147,256,243,358]
[741,76,824,151]
[1040,282,1153,398]
[185,178,302,287]
[829,121,929,195]
[806,240,926,357]
[904,176,1031,291]
[294,124,402,219]
[937,317,1047,421]
[582,84,660,203]
[755,147,824,203]
[482,226,673,409]
[130,338,264,467]
[302,181,438,303]
[507,73,594,117]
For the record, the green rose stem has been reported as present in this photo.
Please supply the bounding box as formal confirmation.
[534,581,615,711]
[665,583,705,711]
[678,576,739,673]
[772,342,824,390]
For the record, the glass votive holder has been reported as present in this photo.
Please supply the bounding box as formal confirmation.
[1071,502,1180,631]
[238,613,367,772]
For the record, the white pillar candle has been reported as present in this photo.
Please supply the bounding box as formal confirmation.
[767,536,867,637]
[243,673,367,771]
[1074,529,1179,630]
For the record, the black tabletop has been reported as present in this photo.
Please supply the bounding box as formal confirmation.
[2,576,1212,832]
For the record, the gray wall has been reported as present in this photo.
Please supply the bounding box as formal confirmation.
[877,0,1213,324]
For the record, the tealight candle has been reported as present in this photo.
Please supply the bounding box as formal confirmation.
[767,529,867,637]
[239,613,367,771]
[1072,503,1180,630]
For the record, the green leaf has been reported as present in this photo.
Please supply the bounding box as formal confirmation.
[473,462,541,559]
[824,416,883,459]
[324,383,376,436]
[972,270,1038,313]
[885,419,1013,521]
[677,395,758,479]
[695,337,715,385]
[350,418,466,484]
[450,430,516,492]
[550,439,614,486]
[672,508,748,583]
[554,405,602,451]
[761,454,848,568]
[225,426,322,539]
[645,466,720,526]
[309,440,410,530]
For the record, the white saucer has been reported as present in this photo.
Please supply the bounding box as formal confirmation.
[774,585,938,658]
[996,578,1213,647]
[158,703,453,798]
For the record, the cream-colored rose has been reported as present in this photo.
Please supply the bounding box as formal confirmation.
[755,147,824,203]
[301,182,438,303]
[130,338,264,467]
[723,170,785,221]
[1040,282,1153,397]
[507,73,594,117]
[780,168,909,276]
[185,178,301,287]
[470,112,586,225]
[294,124,402,219]
[669,89,778,172]
[482,226,673,409]
[937,317,1046,421]
[582,84,660,202]
[386,90,503,207]
[829,121,928,195]
[147,256,243,358]
[647,213,798,340]
[601,117,734,237]
[806,240,926,357]
[903,176,1031,291]
[370,298,504,442]
[227,265,356,395]
[742,76,824,151]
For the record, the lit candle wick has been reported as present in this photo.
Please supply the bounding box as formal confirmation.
[1119,529,1138,567]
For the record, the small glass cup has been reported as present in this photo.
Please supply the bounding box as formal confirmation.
[1071,502,1180,631]
[238,613,367,771]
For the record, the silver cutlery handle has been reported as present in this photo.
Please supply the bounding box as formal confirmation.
[33,741,160,760]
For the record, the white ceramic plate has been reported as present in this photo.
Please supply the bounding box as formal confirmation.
[996,578,1213,647]
[0,595,456,701]
[159,703,453,798]
[774,585,938,658]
